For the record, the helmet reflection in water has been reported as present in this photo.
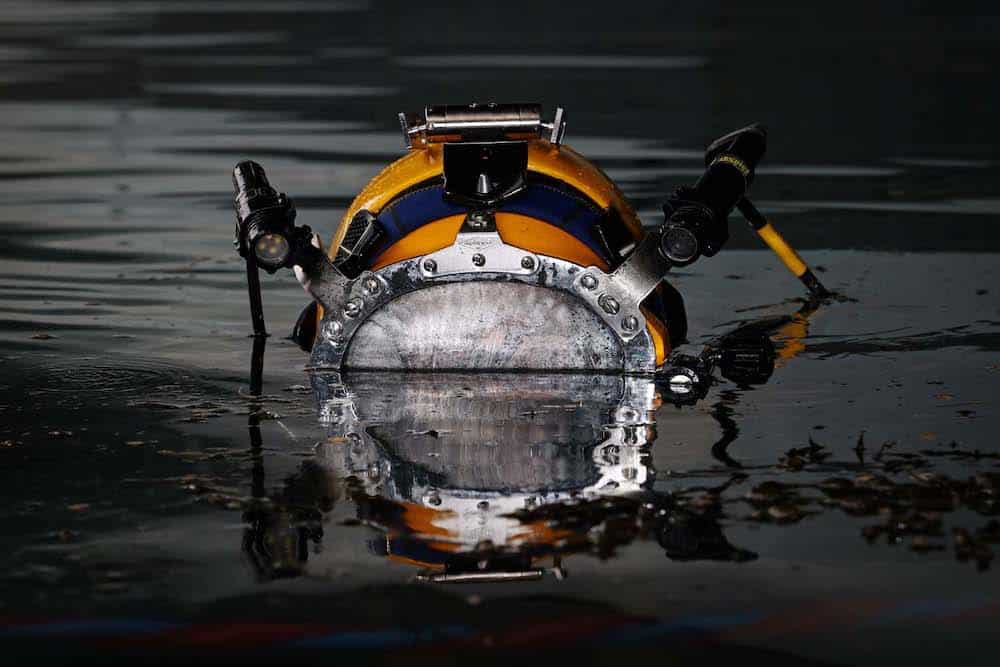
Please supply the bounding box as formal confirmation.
[243,372,755,582]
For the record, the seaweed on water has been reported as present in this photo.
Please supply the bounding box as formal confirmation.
[778,436,832,470]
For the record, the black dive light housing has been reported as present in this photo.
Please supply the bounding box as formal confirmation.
[661,123,767,265]
[659,331,775,406]
[715,332,775,386]
[233,160,320,337]
[233,160,310,274]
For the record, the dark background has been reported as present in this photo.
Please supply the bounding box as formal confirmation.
[1,1,998,664]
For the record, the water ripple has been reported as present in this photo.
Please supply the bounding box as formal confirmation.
[397,54,709,69]
[144,83,397,98]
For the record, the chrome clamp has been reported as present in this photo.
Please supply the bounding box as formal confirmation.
[419,211,540,278]
[302,223,669,373]
[571,233,674,342]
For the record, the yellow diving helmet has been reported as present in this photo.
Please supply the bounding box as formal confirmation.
[310,103,682,372]
[233,102,816,376]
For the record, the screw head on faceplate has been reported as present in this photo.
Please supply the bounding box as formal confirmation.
[598,294,620,315]
[343,298,363,319]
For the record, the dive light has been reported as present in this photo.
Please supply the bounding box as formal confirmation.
[233,160,318,337]
[233,160,303,273]
[715,333,775,386]
[658,331,775,405]
[661,123,767,264]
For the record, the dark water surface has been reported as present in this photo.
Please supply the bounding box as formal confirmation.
[2,1,999,664]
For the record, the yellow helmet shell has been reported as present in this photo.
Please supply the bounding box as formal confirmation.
[326,138,671,363]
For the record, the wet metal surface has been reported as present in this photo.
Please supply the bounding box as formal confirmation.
[1,1,999,664]
[344,282,630,370]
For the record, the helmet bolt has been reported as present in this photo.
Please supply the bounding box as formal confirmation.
[422,258,437,273]
[322,320,343,339]
[598,294,620,315]
[343,298,363,319]
[471,253,486,267]
[520,256,536,270]
[581,274,598,290]
[622,315,639,332]
[363,276,381,295]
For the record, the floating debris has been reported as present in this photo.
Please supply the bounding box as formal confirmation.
[779,437,831,470]
[953,528,995,571]
[766,504,804,522]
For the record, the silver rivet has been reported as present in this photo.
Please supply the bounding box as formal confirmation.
[363,276,381,295]
[422,258,437,273]
[322,320,342,338]
[520,256,535,270]
[581,274,598,290]
[622,315,639,332]
[343,297,363,319]
[598,294,620,315]
[471,253,486,267]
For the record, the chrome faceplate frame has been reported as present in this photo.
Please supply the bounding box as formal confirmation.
[301,222,671,374]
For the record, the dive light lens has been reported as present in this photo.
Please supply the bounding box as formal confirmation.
[253,233,290,269]
[661,225,699,264]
